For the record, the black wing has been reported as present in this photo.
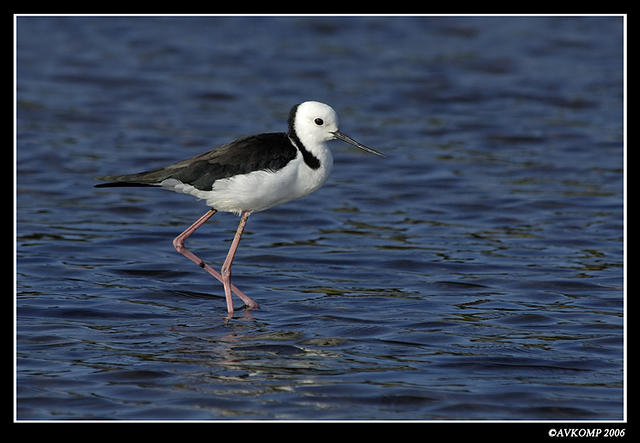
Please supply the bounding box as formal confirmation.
[95,133,297,191]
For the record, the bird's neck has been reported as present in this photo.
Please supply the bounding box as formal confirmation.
[289,133,333,197]
[288,131,325,170]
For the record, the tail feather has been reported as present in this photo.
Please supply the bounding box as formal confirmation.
[94,167,174,188]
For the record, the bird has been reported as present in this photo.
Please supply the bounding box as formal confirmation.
[95,101,385,316]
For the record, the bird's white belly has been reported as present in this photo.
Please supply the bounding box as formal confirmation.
[160,153,333,215]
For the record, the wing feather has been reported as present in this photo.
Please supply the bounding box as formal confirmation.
[95,133,297,190]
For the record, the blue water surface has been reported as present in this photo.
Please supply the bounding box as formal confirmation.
[16,16,624,420]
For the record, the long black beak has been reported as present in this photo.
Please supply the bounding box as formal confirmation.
[332,131,385,157]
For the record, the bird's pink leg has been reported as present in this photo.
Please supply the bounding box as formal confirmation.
[172,209,258,314]
[220,211,255,315]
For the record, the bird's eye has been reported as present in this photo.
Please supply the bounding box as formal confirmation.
[314,118,324,126]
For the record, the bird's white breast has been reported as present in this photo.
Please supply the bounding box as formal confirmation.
[160,148,333,215]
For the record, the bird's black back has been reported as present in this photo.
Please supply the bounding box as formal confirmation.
[95,132,298,191]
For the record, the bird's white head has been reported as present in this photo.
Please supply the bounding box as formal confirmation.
[288,101,385,157]
[290,101,340,145]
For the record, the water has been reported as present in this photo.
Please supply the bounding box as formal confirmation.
[16,16,624,420]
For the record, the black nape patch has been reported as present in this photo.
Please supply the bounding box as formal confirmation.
[287,104,321,170]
